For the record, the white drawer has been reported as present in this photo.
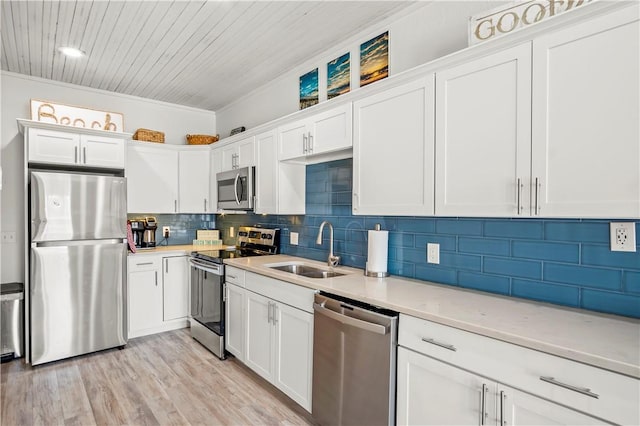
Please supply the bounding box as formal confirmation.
[399,314,639,425]
[225,266,245,287]
[245,271,315,313]
[128,256,161,272]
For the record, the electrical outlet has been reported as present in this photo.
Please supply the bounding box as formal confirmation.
[1,231,16,243]
[229,227,235,238]
[610,222,636,252]
[427,243,440,264]
[290,232,299,245]
[162,226,171,238]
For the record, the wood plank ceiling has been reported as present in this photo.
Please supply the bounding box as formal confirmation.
[1,1,415,111]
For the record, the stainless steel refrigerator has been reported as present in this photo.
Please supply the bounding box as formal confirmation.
[29,171,127,365]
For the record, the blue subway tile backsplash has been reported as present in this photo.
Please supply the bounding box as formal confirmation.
[217,158,640,319]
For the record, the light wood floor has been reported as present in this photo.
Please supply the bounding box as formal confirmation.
[0,328,316,426]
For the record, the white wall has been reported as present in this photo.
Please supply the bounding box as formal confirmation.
[216,0,505,136]
[0,71,216,283]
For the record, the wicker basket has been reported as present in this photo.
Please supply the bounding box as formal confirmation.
[133,128,164,143]
[187,134,219,145]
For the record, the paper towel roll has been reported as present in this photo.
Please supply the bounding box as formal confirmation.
[367,229,389,275]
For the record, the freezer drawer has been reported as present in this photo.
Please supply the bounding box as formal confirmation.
[30,241,127,365]
[30,171,126,242]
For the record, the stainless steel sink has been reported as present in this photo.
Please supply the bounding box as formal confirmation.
[269,264,345,279]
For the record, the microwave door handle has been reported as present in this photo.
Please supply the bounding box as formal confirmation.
[234,173,241,205]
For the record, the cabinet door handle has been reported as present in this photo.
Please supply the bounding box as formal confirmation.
[154,271,158,287]
[308,132,313,153]
[74,146,78,163]
[421,337,457,352]
[539,376,599,399]
[500,390,506,426]
[534,177,540,215]
[267,301,273,324]
[165,259,168,274]
[479,383,488,425]
[353,193,358,212]
[222,283,226,302]
[174,200,177,212]
[516,178,522,215]
[83,147,87,164]
[204,198,207,212]
[303,133,308,154]
[272,303,278,325]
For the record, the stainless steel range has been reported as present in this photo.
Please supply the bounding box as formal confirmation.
[189,226,279,359]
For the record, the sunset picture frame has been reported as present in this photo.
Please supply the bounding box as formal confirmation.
[360,31,389,87]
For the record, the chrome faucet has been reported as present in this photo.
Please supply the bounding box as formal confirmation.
[316,220,340,267]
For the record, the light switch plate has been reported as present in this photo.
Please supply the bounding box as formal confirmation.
[427,243,440,264]
[610,222,636,252]
[290,232,299,245]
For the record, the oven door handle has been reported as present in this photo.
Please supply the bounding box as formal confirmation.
[189,258,223,275]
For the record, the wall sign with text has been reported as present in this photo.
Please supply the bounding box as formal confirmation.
[31,99,124,132]
[469,0,594,45]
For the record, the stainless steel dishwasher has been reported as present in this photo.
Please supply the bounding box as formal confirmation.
[312,292,398,426]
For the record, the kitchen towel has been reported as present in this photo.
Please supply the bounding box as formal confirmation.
[127,221,136,253]
[367,226,388,275]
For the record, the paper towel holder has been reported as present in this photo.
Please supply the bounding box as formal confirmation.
[365,223,390,277]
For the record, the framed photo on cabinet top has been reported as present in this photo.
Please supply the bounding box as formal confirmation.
[299,68,319,110]
[327,52,351,100]
[360,31,389,87]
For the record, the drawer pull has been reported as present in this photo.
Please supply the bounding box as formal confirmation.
[539,376,599,399]
[421,337,457,352]
[227,274,237,279]
[136,262,153,266]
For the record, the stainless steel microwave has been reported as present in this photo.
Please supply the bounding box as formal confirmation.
[216,166,255,210]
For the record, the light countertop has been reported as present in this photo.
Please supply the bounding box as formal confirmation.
[225,255,640,379]
[128,244,236,256]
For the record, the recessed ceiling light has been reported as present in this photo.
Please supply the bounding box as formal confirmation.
[58,46,85,58]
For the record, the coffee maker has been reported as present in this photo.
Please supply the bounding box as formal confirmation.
[129,219,145,248]
[142,217,157,248]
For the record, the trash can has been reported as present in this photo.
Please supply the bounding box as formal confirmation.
[1,282,24,361]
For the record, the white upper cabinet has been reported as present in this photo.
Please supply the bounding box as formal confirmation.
[127,144,179,213]
[435,43,532,217]
[531,7,639,218]
[178,148,211,213]
[255,129,278,214]
[26,124,126,169]
[353,76,435,216]
[221,136,255,172]
[255,128,305,215]
[279,104,352,162]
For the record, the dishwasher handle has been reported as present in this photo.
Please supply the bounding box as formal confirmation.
[314,302,389,335]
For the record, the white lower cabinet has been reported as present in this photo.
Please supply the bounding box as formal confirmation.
[128,255,189,338]
[162,256,189,321]
[397,314,638,425]
[230,270,314,412]
[245,290,276,381]
[224,282,246,361]
[397,347,602,426]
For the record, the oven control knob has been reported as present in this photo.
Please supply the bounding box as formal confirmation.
[261,233,267,239]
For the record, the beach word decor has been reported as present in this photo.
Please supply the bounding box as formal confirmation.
[30,99,124,132]
[469,0,594,45]
[360,32,389,87]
